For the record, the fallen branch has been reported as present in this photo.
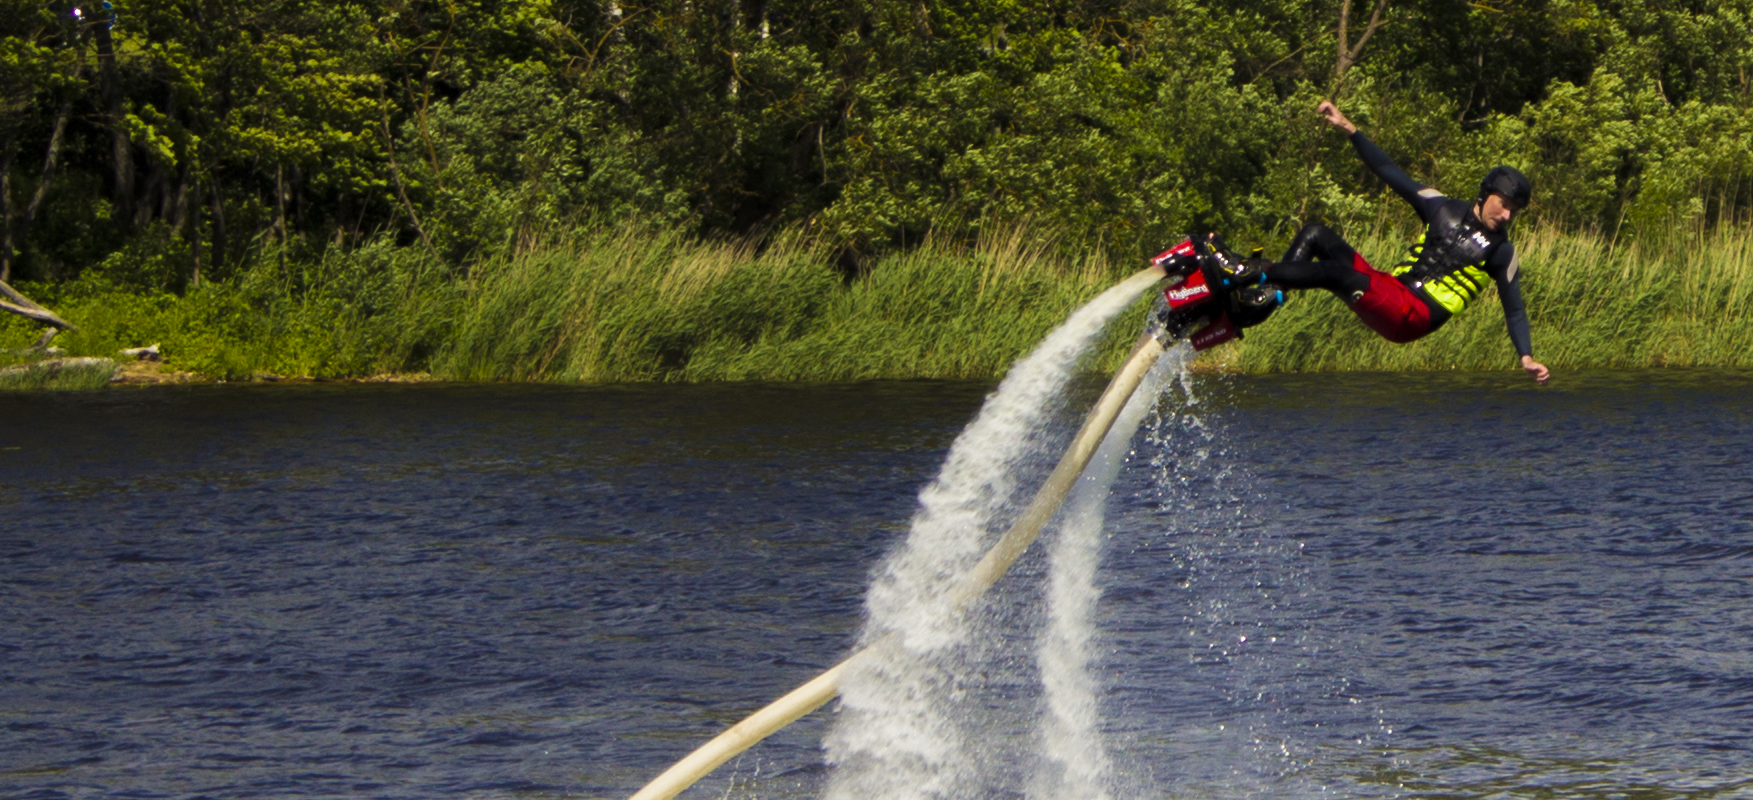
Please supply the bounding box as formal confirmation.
[0,297,67,327]
[0,278,77,349]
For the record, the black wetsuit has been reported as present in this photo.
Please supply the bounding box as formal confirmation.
[1266,133,1534,356]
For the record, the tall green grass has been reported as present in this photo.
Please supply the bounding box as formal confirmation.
[0,240,459,380]
[3,220,1750,384]
[0,354,118,391]
[1226,224,1753,372]
[433,225,1134,382]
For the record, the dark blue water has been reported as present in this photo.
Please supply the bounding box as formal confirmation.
[2,372,1751,799]
[1105,370,1753,798]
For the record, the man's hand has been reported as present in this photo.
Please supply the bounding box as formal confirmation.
[1316,101,1358,134]
[1521,354,1550,384]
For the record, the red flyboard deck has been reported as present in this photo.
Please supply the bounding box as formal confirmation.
[1152,239,1197,268]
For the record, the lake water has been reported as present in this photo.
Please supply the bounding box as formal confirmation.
[2,371,1750,799]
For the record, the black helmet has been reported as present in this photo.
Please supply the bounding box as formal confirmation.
[1479,166,1532,209]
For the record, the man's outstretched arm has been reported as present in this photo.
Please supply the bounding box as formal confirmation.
[1493,258,1550,384]
[1317,101,1439,220]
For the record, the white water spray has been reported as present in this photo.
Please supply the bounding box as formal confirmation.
[822,271,1168,800]
[1032,343,1192,800]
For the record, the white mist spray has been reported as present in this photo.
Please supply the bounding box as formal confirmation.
[822,272,1163,800]
[1033,342,1193,800]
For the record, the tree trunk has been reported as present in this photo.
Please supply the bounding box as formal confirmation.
[290,165,304,231]
[16,93,74,247]
[274,163,288,276]
[3,44,82,284]
[90,8,134,226]
[138,156,166,229]
[2,93,75,284]
[209,175,226,271]
[169,161,191,232]
[189,169,201,287]
[0,141,15,283]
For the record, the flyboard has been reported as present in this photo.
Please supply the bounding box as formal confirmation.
[627,235,1283,800]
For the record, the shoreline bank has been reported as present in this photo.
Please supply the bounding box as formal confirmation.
[6,223,1749,386]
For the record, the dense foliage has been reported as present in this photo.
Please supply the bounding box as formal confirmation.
[2,0,1751,290]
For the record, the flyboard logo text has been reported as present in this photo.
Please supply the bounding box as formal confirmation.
[1166,283,1210,303]
[1163,268,1213,310]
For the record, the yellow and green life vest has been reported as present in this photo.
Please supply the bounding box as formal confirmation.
[1390,200,1504,316]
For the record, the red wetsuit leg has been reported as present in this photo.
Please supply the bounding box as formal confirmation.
[1345,252,1432,344]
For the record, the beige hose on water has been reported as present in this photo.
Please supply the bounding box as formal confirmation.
[627,266,1170,800]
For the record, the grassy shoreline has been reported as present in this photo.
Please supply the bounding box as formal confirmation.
[5,222,1751,387]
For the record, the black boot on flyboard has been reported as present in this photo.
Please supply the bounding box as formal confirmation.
[1145,233,1286,349]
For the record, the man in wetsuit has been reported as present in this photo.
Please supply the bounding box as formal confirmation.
[1247,101,1551,384]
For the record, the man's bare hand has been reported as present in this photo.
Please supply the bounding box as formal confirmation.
[1521,354,1550,384]
[1316,101,1358,134]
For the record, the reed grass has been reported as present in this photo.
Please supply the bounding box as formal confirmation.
[4,220,1750,384]
[0,355,117,391]
[431,224,1132,382]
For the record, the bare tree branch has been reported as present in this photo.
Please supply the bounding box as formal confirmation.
[1351,0,1391,63]
[1336,0,1352,75]
[1330,0,1391,97]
